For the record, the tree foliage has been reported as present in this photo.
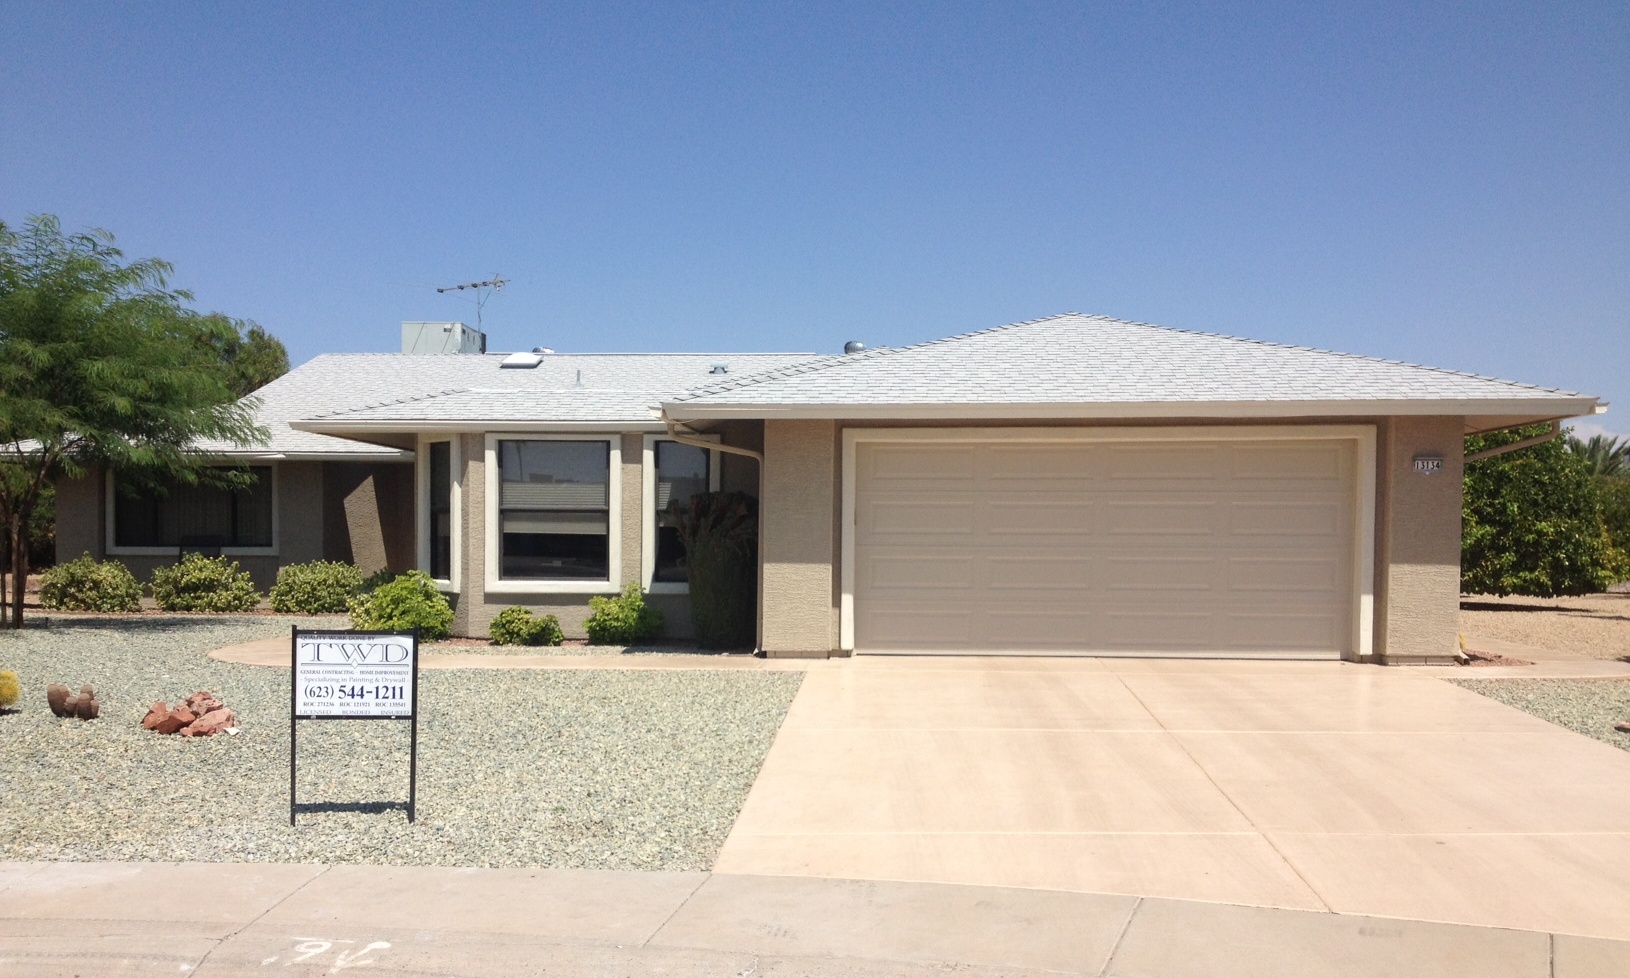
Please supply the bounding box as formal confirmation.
[196,313,290,397]
[0,215,266,627]
[1463,424,1627,597]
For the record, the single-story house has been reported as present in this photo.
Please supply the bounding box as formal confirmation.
[57,313,1604,663]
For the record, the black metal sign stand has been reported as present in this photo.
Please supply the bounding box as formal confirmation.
[290,626,421,825]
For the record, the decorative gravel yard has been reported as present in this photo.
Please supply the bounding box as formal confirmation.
[1450,677,1630,752]
[0,616,802,870]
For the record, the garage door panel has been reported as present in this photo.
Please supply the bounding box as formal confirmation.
[863,556,975,589]
[1228,557,1344,592]
[864,501,977,534]
[984,556,1096,589]
[1231,501,1344,536]
[853,435,1357,657]
[1105,556,1217,591]
[1104,501,1219,535]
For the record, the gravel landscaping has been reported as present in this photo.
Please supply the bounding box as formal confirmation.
[1459,592,1630,661]
[1449,677,1630,752]
[0,616,802,870]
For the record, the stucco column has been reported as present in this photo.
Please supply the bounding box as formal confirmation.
[1377,416,1464,664]
[760,419,838,657]
[453,432,486,638]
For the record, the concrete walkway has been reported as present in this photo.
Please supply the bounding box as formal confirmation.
[717,655,1630,941]
[2,861,1626,977]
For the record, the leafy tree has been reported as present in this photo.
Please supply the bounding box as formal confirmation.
[1566,432,1630,477]
[1463,423,1627,597]
[196,313,290,396]
[0,215,265,628]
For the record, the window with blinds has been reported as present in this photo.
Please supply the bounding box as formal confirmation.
[498,440,610,580]
[113,467,274,549]
[653,441,710,583]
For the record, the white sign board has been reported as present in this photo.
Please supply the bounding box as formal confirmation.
[294,631,417,719]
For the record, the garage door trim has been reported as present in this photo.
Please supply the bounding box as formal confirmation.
[839,425,1377,656]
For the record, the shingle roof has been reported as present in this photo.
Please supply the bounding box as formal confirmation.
[664,313,1600,418]
[229,352,819,455]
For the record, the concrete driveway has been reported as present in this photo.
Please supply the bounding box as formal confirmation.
[716,656,1630,940]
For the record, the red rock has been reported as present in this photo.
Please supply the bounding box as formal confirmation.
[182,707,235,737]
[142,702,170,730]
[154,708,195,735]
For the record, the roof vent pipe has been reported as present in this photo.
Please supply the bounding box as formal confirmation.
[843,341,866,355]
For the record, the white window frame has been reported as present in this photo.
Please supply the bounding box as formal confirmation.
[105,464,281,557]
[416,435,462,593]
[485,433,622,594]
[839,425,1377,657]
[641,434,722,593]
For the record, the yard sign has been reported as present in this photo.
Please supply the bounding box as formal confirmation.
[289,627,421,824]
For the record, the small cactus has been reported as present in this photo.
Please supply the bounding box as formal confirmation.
[0,670,18,709]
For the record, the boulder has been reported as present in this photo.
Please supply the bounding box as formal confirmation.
[182,707,236,737]
[46,683,71,717]
[142,701,169,730]
[48,683,99,720]
[153,708,195,736]
[72,685,100,720]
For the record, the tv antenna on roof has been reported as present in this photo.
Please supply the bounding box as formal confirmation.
[436,275,508,328]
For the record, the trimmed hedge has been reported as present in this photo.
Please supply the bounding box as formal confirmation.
[489,606,565,646]
[585,582,664,645]
[347,570,455,640]
[150,554,262,612]
[39,553,143,612]
[269,561,364,614]
[670,491,758,649]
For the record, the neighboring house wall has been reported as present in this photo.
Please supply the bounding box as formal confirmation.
[53,460,411,592]
[1374,415,1464,664]
[759,419,839,656]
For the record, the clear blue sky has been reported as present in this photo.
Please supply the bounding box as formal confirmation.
[3,2,1625,433]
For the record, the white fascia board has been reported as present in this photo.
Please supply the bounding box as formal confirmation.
[204,450,413,462]
[664,396,1600,422]
[291,419,668,434]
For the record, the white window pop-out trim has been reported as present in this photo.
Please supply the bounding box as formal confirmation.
[416,435,463,594]
[104,465,281,558]
[484,433,623,595]
[641,434,722,594]
[838,425,1378,658]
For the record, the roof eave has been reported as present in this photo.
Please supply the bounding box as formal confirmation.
[662,397,1604,423]
[292,417,669,435]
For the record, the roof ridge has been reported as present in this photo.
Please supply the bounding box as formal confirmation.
[671,313,1082,401]
[311,387,471,419]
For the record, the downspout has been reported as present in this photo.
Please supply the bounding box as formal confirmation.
[661,411,764,464]
[1464,420,1563,464]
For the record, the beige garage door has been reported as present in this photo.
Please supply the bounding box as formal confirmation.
[852,435,1358,656]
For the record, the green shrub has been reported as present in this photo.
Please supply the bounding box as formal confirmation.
[488,606,565,646]
[1602,476,1630,571]
[585,582,664,645]
[39,553,142,612]
[149,554,262,612]
[0,670,18,708]
[359,567,397,594]
[1464,425,1627,596]
[269,560,364,614]
[347,570,455,640]
[670,491,758,649]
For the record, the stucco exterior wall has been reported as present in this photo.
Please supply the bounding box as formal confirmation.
[54,472,103,563]
[451,432,485,637]
[1375,416,1465,664]
[759,419,838,656]
[321,463,415,576]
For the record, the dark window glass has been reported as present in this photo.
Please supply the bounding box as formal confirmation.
[499,441,610,579]
[653,442,710,584]
[113,467,273,549]
[428,442,452,579]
